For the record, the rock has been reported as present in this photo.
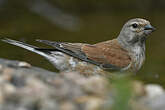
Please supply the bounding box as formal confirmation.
[145,84,165,98]
[17,61,31,68]
[139,84,165,110]
[0,58,165,110]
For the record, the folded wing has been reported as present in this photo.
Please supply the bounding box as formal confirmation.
[36,39,131,70]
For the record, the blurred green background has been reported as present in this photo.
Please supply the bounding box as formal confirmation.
[0,0,164,85]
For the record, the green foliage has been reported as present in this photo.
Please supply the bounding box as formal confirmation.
[111,76,132,110]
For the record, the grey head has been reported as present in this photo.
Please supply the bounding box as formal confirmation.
[117,18,155,49]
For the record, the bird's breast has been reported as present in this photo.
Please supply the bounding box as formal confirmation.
[130,45,145,72]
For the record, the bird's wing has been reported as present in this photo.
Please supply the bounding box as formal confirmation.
[82,39,131,69]
[36,39,131,70]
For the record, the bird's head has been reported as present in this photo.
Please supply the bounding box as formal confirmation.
[118,18,156,45]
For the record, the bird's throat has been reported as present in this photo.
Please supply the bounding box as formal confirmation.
[117,35,146,72]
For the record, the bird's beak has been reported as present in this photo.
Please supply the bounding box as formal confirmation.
[144,24,156,31]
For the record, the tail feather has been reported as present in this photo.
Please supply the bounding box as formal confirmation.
[2,38,38,48]
[1,38,52,58]
[1,38,71,71]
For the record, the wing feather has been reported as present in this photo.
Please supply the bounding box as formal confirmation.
[36,39,131,70]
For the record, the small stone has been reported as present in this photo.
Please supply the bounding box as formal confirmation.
[60,101,76,110]
[145,84,165,98]
[82,76,108,95]
[132,81,145,97]
[85,97,103,110]
[18,62,31,68]
[41,100,59,110]
[3,83,16,94]
[2,68,13,81]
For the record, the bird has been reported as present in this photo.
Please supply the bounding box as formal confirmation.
[1,18,155,76]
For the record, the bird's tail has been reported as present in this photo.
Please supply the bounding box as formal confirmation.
[1,38,53,59]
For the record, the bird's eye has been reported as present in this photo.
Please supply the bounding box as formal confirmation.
[132,23,138,28]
